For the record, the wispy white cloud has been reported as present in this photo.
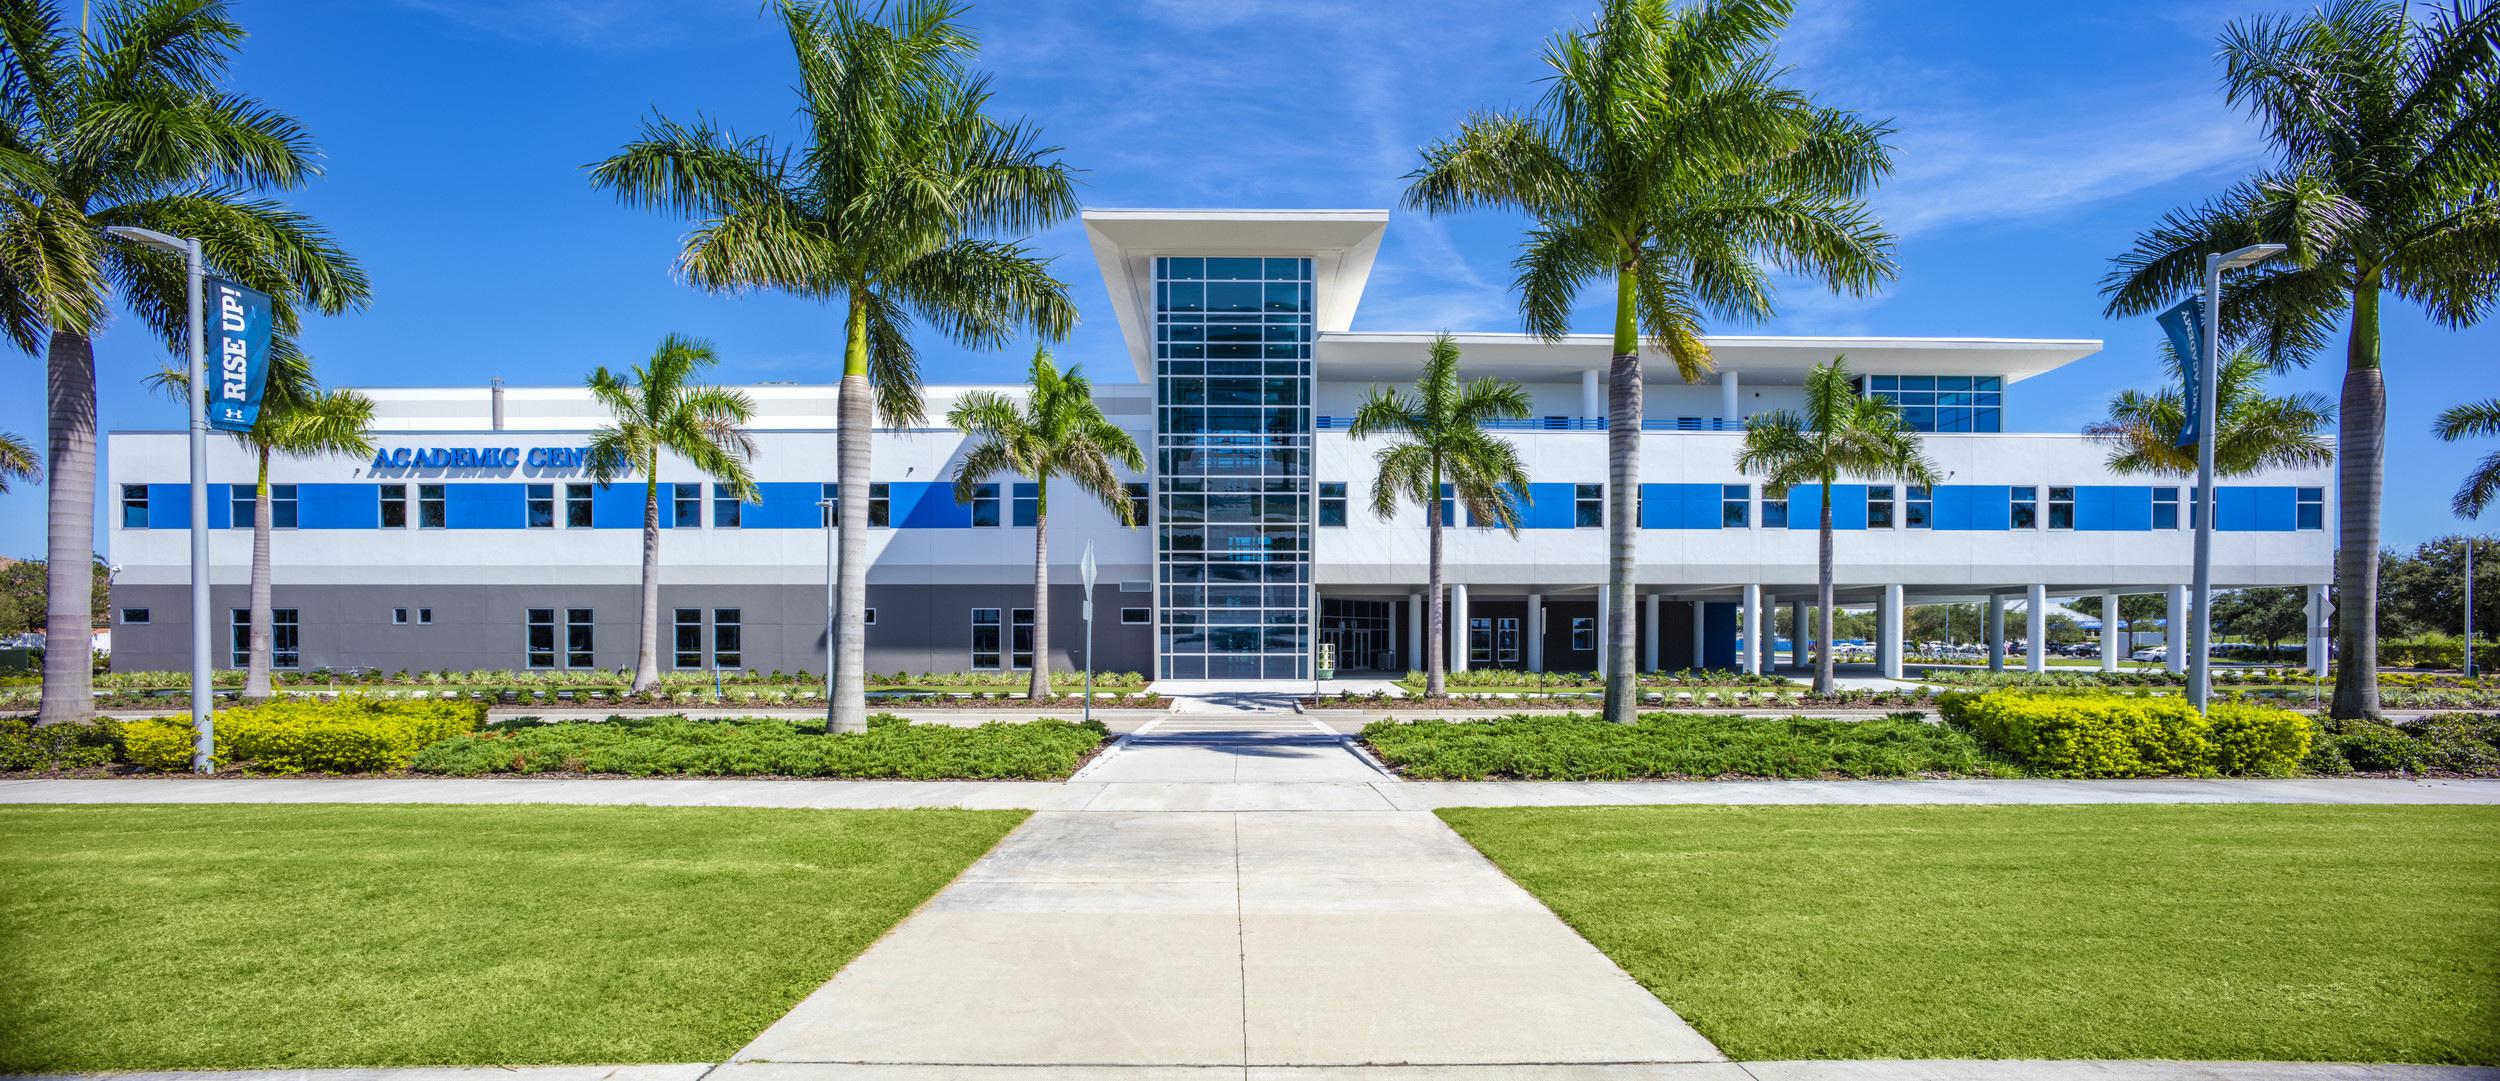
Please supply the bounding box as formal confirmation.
[389,0,754,48]
[1877,110,2263,236]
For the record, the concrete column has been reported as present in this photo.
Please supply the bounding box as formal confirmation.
[2305,584,2329,672]
[1720,370,1741,428]
[1759,592,1778,672]
[1741,583,1763,675]
[1449,583,1470,673]
[1691,599,1707,669]
[2165,585,2188,674]
[2101,592,2122,673]
[2025,584,2049,673]
[1525,592,1544,673]
[1791,599,1808,667]
[1643,592,1661,673]
[1881,583,1905,679]
[1406,592,1423,673]
[1595,584,1609,676]
[1986,593,2006,672]
[1581,369,1602,422]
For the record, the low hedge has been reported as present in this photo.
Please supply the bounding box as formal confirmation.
[2305,713,2500,776]
[1936,690,2309,778]
[409,714,1109,780]
[0,718,119,772]
[122,697,487,774]
[1359,711,2017,780]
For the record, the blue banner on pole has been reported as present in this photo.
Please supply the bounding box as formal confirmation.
[206,277,273,433]
[2155,294,2205,451]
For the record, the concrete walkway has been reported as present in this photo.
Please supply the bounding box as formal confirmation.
[18,1060,2493,1081]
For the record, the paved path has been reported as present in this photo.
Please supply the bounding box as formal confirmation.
[17,1061,2493,1081]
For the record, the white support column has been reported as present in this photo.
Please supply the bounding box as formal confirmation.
[1643,592,1661,673]
[1741,583,1763,675]
[2100,592,2122,673]
[1987,593,2006,672]
[1525,592,1544,673]
[1759,593,1778,672]
[1449,584,1470,674]
[1881,584,1905,680]
[2025,584,2049,673]
[1406,592,1423,673]
[1720,370,1741,428]
[1595,584,1609,676]
[1581,369,1602,421]
[1791,599,1808,667]
[1691,599,1707,669]
[2165,585,2188,674]
[2306,584,2329,673]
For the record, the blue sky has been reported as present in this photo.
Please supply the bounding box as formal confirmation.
[4,0,2494,560]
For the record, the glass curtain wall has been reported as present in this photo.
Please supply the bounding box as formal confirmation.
[1155,255,1314,680]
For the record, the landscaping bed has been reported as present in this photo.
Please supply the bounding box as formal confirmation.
[1360,711,2020,780]
[0,668,1167,713]
[1438,804,2500,1064]
[1310,686,1939,711]
[0,803,1026,1071]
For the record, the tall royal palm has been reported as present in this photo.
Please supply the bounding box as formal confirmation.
[591,0,1076,733]
[0,432,36,491]
[1405,0,1896,721]
[0,0,367,722]
[584,335,760,693]
[1737,358,1936,694]
[2102,0,2500,717]
[947,347,1143,700]
[2435,399,2500,518]
[2085,347,2335,478]
[1348,334,1532,699]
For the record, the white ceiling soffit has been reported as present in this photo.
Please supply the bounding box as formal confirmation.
[1314,332,2105,384]
[1083,208,1391,379]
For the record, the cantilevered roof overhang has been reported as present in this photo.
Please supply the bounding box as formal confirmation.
[1315,331,2104,384]
[1083,208,1390,379]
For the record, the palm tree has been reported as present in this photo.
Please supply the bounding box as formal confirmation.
[149,343,372,700]
[0,0,368,723]
[2101,1,2500,718]
[1404,0,1896,721]
[2434,399,2500,518]
[584,335,761,694]
[0,432,37,491]
[590,0,1076,733]
[2085,347,2335,477]
[947,347,1143,700]
[1348,334,1532,699]
[1736,357,1936,694]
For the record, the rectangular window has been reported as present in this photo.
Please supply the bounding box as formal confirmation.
[2297,487,2324,530]
[418,608,432,625]
[1469,616,1492,663]
[1318,482,1347,527]
[1121,607,1151,625]
[1722,484,1749,527]
[393,607,409,625]
[1012,483,1039,527]
[971,608,1002,669]
[673,482,702,527]
[230,486,253,528]
[1574,484,1604,528]
[1011,608,1035,669]
[419,484,446,528]
[673,608,703,669]
[1867,485,1896,529]
[1864,374,2004,433]
[120,608,150,625]
[565,483,593,528]
[863,608,877,624]
[869,482,891,528]
[2152,487,2180,529]
[121,484,149,528]
[1761,492,1788,529]
[1571,616,1596,652]
[1905,485,1932,529]
[229,608,300,669]
[714,483,744,528]
[2010,486,2038,530]
[379,483,407,528]
[968,482,1000,527]
[712,608,742,671]
[1125,482,1149,526]
[527,484,556,528]
[565,608,594,668]
[270,484,297,529]
[527,608,556,668]
[2048,486,2076,530]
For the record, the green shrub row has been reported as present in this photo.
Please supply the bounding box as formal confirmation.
[78,668,1151,691]
[122,698,488,774]
[1359,711,2016,781]
[1407,668,1797,689]
[410,714,1108,780]
[2304,713,2500,775]
[0,718,118,771]
[1935,691,2310,778]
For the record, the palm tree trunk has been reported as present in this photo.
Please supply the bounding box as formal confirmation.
[2330,275,2384,719]
[1602,262,1642,723]
[633,470,662,693]
[1028,485,1051,700]
[1425,463,1446,699]
[38,329,96,724]
[1816,482,1836,695]
[244,447,273,701]
[830,296,874,734]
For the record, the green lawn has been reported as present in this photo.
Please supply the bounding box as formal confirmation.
[0,804,1025,1072]
[1440,804,2500,1064]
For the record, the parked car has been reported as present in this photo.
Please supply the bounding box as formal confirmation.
[2131,646,2167,662]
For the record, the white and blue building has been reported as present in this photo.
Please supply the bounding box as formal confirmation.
[104,210,2336,680]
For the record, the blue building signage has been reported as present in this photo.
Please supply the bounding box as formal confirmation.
[2156,294,2206,451]
[368,445,589,474]
[206,277,273,434]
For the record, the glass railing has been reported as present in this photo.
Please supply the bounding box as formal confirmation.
[1313,416,1733,432]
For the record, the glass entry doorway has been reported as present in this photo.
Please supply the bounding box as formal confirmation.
[1319,598,1398,671]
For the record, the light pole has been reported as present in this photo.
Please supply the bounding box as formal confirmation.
[106,225,210,773]
[2466,537,2477,679]
[1079,540,1096,723]
[819,497,836,718]
[2189,242,2289,712]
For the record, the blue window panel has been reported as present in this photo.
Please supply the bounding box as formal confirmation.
[893,481,971,529]
[2216,485,2298,531]
[1930,485,1970,530]
[1676,483,1721,529]
[742,482,824,529]
[1782,485,1871,529]
[147,484,190,529]
[1523,483,1578,529]
[1930,485,2010,531]
[2106,486,2153,531]
[295,483,378,529]
[445,484,526,529]
[2074,486,2116,531]
[1703,602,1738,669]
[1464,483,1531,529]
[589,483,656,529]
[1638,484,1678,529]
[1784,485,1818,529]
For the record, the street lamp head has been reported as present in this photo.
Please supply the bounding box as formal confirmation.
[103,225,188,253]
[2219,243,2289,271]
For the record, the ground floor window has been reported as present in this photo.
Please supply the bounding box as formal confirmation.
[712,608,742,671]
[1469,617,1492,664]
[527,608,595,669]
[1571,616,1595,652]
[566,609,594,668]
[1011,608,1035,669]
[528,608,556,668]
[971,608,1002,669]
[674,608,702,668]
[1121,607,1151,625]
[229,608,300,669]
[120,608,150,625]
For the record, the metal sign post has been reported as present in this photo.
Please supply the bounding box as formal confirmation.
[1080,541,1097,723]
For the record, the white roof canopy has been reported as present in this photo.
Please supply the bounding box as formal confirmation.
[1082,208,1390,379]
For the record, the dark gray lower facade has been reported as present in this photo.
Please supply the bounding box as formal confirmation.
[107,582,1157,678]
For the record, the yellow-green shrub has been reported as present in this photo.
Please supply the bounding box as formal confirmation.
[1938,690,2310,778]
[2204,700,2313,777]
[123,697,487,774]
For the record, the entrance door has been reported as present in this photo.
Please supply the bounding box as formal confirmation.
[1495,617,1520,664]
[1469,617,1492,664]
